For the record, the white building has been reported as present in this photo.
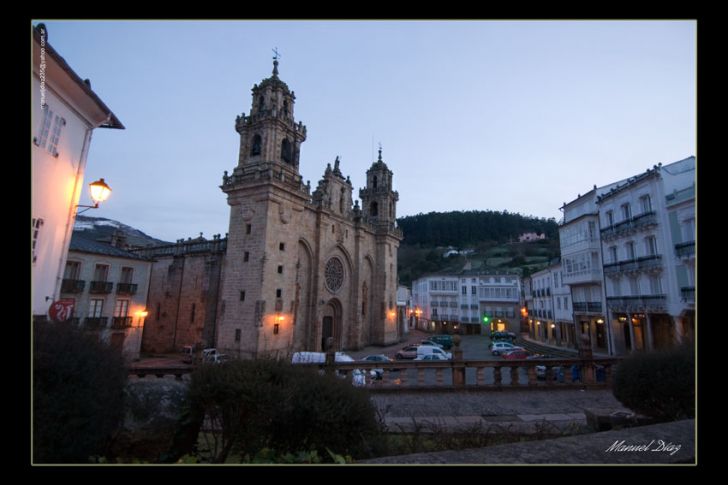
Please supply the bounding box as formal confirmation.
[60,232,152,361]
[558,184,621,355]
[396,285,412,335]
[598,156,695,354]
[411,271,522,335]
[32,23,124,320]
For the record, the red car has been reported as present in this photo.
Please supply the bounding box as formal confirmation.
[502,349,530,360]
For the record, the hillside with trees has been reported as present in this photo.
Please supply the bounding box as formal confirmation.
[396,211,560,286]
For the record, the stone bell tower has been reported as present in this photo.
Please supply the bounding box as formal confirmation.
[218,56,311,359]
[359,147,402,344]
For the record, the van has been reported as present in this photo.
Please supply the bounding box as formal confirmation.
[416,345,452,360]
[291,351,366,386]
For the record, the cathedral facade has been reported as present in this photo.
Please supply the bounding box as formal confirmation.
[216,59,402,359]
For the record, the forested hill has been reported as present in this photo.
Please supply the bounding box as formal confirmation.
[397,210,558,246]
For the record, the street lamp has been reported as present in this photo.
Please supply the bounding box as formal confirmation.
[77,178,112,214]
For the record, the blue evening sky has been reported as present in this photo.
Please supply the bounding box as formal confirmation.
[37,20,696,243]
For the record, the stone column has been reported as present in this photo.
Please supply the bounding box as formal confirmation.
[625,313,637,352]
[451,335,465,387]
[645,313,655,350]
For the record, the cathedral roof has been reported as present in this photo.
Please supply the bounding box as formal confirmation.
[368,147,391,172]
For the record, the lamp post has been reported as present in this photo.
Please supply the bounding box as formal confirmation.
[77,178,112,214]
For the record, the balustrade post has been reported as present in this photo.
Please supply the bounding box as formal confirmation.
[526,365,537,385]
[452,338,465,387]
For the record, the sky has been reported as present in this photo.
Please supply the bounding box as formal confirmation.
[37,20,696,243]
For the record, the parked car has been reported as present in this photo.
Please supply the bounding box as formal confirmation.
[291,351,367,386]
[414,353,449,361]
[421,340,444,349]
[490,342,525,356]
[502,349,530,359]
[536,365,564,381]
[395,345,419,360]
[416,345,452,360]
[429,334,454,349]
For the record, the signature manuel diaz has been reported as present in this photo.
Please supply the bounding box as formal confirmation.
[605,440,681,456]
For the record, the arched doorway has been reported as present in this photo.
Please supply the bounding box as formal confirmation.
[321,298,343,351]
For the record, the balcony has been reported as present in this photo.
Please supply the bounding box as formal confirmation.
[675,241,695,259]
[60,279,85,294]
[116,283,138,295]
[572,301,603,314]
[600,212,659,241]
[89,281,113,294]
[681,287,695,302]
[111,316,133,329]
[562,268,602,284]
[84,317,108,329]
[606,295,666,312]
[636,255,663,272]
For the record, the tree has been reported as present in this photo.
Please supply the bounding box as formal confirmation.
[33,323,128,463]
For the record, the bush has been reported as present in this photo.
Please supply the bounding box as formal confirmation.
[612,344,695,422]
[33,323,128,462]
[187,359,383,462]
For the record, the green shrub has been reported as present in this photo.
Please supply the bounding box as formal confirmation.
[613,344,695,422]
[187,359,383,462]
[33,323,128,462]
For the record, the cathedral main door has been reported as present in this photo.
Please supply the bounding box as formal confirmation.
[322,316,333,351]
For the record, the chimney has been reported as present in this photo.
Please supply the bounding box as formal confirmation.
[110,229,127,249]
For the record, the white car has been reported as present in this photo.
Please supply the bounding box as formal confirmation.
[414,354,449,361]
[490,342,525,356]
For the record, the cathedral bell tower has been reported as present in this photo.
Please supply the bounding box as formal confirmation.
[233,57,307,179]
[359,147,399,228]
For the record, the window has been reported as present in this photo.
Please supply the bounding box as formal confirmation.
[240,290,246,301]
[191,303,196,322]
[89,299,104,318]
[246,224,252,234]
[605,210,614,227]
[557,298,561,310]
[645,236,657,256]
[276,289,282,298]
[94,264,109,282]
[471,286,476,295]
[120,267,134,284]
[250,134,262,156]
[340,188,345,213]
[279,242,285,251]
[277,265,283,274]
[281,138,292,163]
[273,323,280,335]
[370,201,378,217]
[32,218,44,264]
[332,224,335,234]
[564,297,569,310]
[235,329,241,342]
[244,251,249,262]
[283,100,289,116]
[114,299,129,317]
[258,96,264,111]
[639,194,652,213]
[621,203,631,221]
[629,277,640,295]
[682,218,695,242]
[649,275,663,295]
[34,105,53,148]
[625,241,635,260]
[64,260,80,280]
[373,176,378,188]
[609,246,618,263]
[48,115,65,156]
[588,221,596,240]
[461,286,467,295]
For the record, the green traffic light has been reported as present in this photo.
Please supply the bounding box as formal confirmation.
[482,315,490,323]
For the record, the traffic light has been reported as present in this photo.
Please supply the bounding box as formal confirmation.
[482,314,491,324]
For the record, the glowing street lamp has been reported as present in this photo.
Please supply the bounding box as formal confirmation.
[77,178,112,214]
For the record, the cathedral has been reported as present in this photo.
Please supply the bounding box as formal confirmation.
[215,58,403,358]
